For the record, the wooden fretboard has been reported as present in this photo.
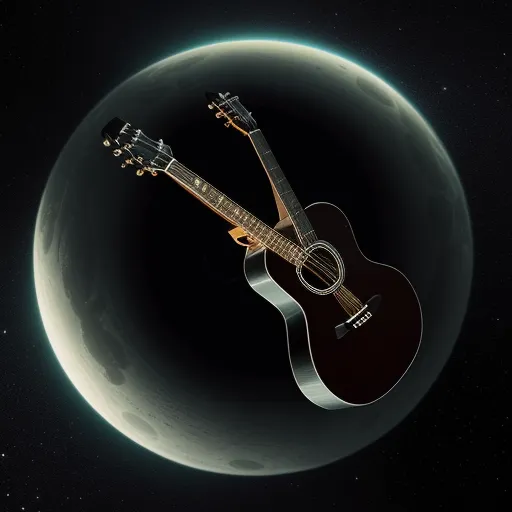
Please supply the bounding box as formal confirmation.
[162,157,307,267]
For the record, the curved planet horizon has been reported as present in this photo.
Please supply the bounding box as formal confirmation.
[34,40,473,476]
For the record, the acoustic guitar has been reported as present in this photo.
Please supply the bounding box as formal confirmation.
[101,115,422,410]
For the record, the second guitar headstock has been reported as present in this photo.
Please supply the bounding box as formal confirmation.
[205,91,258,136]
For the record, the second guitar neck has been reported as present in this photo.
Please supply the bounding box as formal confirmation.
[248,129,317,246]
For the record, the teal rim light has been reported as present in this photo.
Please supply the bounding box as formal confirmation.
[147,37,441,145]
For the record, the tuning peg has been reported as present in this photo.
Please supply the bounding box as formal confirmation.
[121,163,127,168]
[103,139,111,147]
[224,121,230,128]
[215,112,224,118]
[151,171,158,176]
[207,103,214,110]
[136,169,144,176]
[113,149,122,156]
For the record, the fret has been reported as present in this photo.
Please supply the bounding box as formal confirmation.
[224,201,234,214]
[258,227,272,244]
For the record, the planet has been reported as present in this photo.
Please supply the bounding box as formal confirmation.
[33,40,473,476]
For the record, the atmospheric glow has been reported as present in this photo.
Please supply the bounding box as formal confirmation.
[154,37,428,118]
[33,39,466,476]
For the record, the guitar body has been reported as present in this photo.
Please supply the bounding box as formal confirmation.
[101,115,423,411]
[244,202,423,410]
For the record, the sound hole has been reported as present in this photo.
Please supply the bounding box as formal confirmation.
[301,247,340,291]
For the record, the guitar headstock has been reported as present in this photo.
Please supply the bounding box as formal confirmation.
[101,117,173,177]
[205,91,257,136]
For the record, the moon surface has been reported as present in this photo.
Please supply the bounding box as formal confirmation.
[34,40,473,476]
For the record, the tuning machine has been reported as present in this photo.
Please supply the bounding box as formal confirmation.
[135,167,158,177]
[215,111,225,119]
[123,156,138,168]
[113,148,122,156]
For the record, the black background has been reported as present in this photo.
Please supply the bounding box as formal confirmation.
[0,1,509,510]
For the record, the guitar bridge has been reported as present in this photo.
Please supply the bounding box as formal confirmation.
[335,295,381,339]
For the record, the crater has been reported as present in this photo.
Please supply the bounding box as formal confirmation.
[229,459,264,471]
[122,411,158,440]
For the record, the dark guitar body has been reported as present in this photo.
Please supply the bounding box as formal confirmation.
[244,202,423,410]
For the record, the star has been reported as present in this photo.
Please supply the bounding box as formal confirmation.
[442,86,448,91]
[2,330,6,334]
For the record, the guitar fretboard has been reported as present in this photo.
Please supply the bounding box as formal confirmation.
[164,158,307,267]
[249,129,317,247]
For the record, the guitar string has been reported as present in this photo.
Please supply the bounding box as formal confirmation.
[287,244,361,313]
[128,137,363,314]
[164,156,362,313]
[289,226,363,313]
[236,120,363,314]
[307,260,362,315]
[248,134,363,313]
[170,159,363,314]
[310,252,363,314]
[300,263,360,316]
[131,137,361,313]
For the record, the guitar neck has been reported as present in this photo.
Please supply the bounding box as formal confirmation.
[248,129,317,246]
[163,157,306,266]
